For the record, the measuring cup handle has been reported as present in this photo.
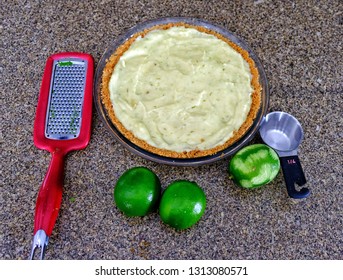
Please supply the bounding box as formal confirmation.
[280,156,310,199]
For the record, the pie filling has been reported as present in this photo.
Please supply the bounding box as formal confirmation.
[103,24,261,158]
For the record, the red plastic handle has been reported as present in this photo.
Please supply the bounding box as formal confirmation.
[34,148,65,236]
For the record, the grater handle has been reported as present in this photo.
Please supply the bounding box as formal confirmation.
[30,148,65,259]
[34,148,65,237]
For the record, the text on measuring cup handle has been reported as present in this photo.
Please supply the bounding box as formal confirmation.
[287,158,297,164]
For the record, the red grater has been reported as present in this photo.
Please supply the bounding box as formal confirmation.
[30,52,94,259]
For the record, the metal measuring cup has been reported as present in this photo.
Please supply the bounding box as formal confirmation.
[259,111,310,199]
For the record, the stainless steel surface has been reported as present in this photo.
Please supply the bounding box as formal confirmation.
[29,229,49,260]
[259,111,304,157]
[45,59,87,140]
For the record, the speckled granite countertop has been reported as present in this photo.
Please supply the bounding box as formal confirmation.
[1,0,342,260]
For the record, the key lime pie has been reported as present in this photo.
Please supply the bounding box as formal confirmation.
[101,22,261,158]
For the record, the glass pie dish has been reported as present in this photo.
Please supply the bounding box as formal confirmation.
[93,17,269,166]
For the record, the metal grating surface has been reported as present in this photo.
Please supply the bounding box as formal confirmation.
[45,59,87,140]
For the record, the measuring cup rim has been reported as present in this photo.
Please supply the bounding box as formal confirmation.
[260,111,304,152]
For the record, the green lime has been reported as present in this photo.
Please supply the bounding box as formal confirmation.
[229,144,280,189]
[114,167,161,217]
[159,180,206,230]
